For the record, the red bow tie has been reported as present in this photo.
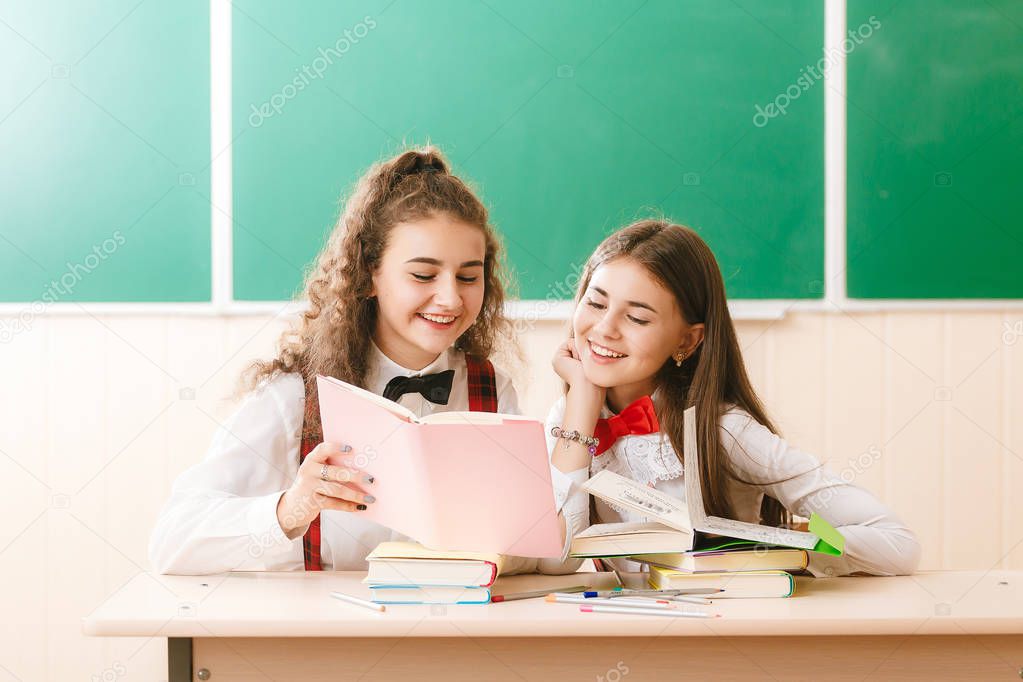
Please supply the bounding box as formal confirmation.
[593,395,660,455]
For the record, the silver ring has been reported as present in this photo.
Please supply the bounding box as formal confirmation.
[320,463,330,482]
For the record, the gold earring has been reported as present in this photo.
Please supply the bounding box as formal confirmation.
[674,350,687,367]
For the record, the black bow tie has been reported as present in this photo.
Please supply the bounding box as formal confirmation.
[382,369,455,405]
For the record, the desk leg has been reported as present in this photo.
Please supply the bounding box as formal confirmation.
[168,637,193,682]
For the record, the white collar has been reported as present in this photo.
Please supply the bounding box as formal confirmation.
[367,341,455,394]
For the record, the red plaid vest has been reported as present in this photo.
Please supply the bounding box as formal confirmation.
[298,355,498,570]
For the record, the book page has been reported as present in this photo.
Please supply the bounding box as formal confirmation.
[582,470,694,538]
[682,406,819,551]
[318,374,417,422]
[574,521,682,538]
[318,375,535,427]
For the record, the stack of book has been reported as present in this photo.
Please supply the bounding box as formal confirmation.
[566,406,847,599]
[570,522,809,598]
[363,541,505,605]
[635,537,809,598]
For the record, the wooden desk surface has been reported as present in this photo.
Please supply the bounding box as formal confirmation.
[83,570,1023,639]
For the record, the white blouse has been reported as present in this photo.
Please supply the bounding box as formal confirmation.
[149,344,572,575]
[545,395,922,578]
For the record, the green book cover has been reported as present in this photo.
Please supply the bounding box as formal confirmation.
[808,513,845,556]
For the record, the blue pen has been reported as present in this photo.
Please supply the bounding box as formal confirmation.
[584,588,721,598]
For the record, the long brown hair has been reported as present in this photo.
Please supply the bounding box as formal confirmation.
[575,219,795,528]
[243,147,512,438]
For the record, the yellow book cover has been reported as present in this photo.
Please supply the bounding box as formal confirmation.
[648,565,794,598]
[365,542,507,587]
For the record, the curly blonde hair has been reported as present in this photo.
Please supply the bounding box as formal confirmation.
[242,147,513,438]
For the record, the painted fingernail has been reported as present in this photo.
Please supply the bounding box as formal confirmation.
[342,445,352,452]
[356,504,367,511]
[364,475,375,484]
[363,495,376,504]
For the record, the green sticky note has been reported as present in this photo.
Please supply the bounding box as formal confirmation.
[808,513,845,555]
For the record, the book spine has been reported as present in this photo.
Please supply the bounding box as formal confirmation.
[482,561,498,587]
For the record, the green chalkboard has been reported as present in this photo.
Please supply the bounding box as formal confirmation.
[847,0,1023,298]
[0,1,211,302]
[233,0,825,301]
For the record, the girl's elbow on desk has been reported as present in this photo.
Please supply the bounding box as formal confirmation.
[892,532,923,576]
[869,524,923,576]
[840,530,923,577]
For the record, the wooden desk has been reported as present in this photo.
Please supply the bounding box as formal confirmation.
[84,570,1023,681]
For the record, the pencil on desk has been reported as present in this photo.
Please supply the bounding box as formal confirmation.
[547,594,675,609]
[666,595,713,605]
[330,591,386,613]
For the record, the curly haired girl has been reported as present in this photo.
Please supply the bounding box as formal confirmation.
[149,147,563,574]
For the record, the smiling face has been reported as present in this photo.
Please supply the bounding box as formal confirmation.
[371,213,486,370]
[573,257,704,409]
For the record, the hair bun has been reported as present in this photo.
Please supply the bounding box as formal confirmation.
[391,147,449,179]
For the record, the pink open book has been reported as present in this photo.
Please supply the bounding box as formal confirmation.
[316,375,564,558]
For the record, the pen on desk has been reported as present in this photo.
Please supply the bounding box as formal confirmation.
[547,595,674,609]
[490,585,588,603]
[580,604,718,619]
[584,588,722,598]
[330,591,386,613]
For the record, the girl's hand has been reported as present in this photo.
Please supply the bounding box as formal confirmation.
[552,337,589,388]
[553,338,605,411]
[276,442,375,537]
[550,338,605,472]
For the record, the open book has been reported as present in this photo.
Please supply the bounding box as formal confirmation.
[323,374,526,426]
[582,406,844,555]
[316,375,563,557]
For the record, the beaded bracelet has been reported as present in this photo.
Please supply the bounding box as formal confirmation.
[551,425,600,455]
